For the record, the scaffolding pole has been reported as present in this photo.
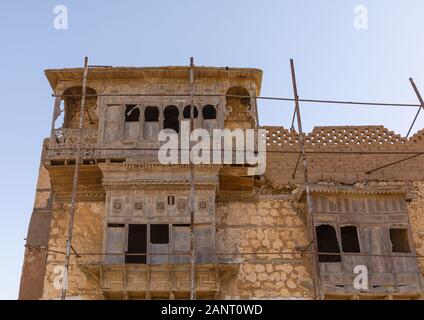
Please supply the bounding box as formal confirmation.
[366,80,424,174]
[289,59,323,300]
[189,57,197,300]
[60,56,89,300]
[365,153,422,174]
[406,78,424,138]
[55,92,422,108]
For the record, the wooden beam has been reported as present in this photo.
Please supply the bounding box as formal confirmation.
[189,57,197,300]
[290,59,323,299]
[60,57,89,300]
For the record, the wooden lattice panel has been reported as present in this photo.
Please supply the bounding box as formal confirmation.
[196,271,218,290]
[174,271,190,290]
[149,271,170,291]
[127,270,148,289]
[102,270,124,290]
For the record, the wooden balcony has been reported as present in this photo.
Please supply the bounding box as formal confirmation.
[79,263,239,299]
[46,128,99,160]
[319,253,424,298]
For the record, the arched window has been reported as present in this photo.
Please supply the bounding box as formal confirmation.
[124,104,140,140]
[316,225,341,262]
[62,86,98,128]
[164,105,179,133]
[125,105,140,122]
[202,105,216,120]
[144,106,160,140]
[183,105,198,118]
[390,228,411,253]
[226,86,251,107]
[340,226,361,253]
[145,106,159,122]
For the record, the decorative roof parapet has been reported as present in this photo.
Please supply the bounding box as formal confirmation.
[45,66,263,93]
[262,125,424,150]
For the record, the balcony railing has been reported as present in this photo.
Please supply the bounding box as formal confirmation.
[78,262,239,299]
[47,128,98,159]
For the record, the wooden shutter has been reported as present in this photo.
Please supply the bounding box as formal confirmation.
[195,225,213,263]
[105,224,125,264]
[172,225,190,264]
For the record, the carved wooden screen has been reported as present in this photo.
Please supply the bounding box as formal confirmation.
[312,193,422,296]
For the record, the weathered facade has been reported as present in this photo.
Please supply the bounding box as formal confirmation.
[19,65,424,299]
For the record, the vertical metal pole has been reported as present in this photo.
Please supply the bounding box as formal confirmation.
[60,57,89,300]
[50,96,62,141]
[289,59,323,300]
[406,78,424,138]
[253,83,259,127]
[189,57,197,300]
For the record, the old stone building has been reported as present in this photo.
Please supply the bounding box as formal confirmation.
[18,65,424,300]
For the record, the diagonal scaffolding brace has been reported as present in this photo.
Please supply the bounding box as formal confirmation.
[406,78,424,138]
[367,78,424,174]
[365,153,422,175]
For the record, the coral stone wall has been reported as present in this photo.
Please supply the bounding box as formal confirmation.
[19,163,52,300]
[216,200,315,299]
[406,182,424,282]
[42,201,105,300]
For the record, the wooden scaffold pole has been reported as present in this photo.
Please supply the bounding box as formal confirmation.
[289,59,323,300]
[406,78,424,138]
[189,57,197,300]
[60,56,89,300]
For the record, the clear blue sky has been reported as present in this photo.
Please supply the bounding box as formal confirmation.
[0,0,423,299]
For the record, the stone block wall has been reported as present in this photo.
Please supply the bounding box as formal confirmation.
[216,200,314,298]
[41,201,105,300]
[406,182,424,284]
[19,163,52,300]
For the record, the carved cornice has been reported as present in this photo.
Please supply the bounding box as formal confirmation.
[102,179,218,191]
[296,183,411,201]
[45,66,263,93]
[54,191,106,202]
